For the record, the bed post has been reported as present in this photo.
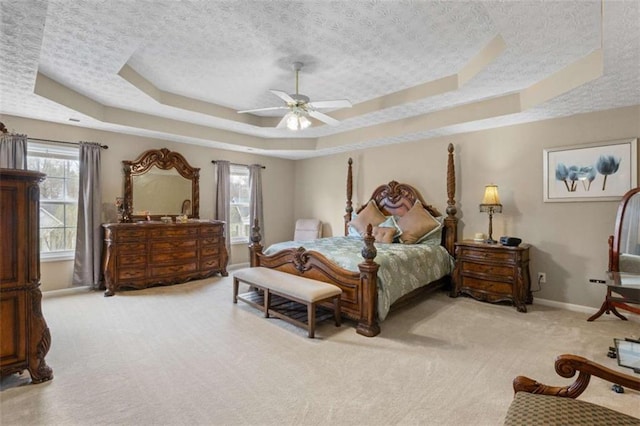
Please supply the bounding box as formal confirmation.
[249,218,263,267]
[444,144,458,257]
[357,224,381,337]
[344,157,353,236]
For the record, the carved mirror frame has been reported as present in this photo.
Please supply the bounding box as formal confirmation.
[123,148,200,221]
[609,187,640,272]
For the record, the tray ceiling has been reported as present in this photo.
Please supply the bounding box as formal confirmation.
[1,0,638,159]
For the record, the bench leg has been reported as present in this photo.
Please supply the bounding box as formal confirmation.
[334,296,341,327]
[233,277,239,303]
[308,303,316,338]
[264,289,270,318]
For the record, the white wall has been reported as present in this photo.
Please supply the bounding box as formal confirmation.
[293,105,640,308]
[1,114,295,292]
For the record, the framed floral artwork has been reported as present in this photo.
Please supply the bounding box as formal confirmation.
[543,138,637,202]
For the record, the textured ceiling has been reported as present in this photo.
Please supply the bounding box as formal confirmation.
[0,0,638,159]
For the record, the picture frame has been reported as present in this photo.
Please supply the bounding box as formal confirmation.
[543,138,637,202]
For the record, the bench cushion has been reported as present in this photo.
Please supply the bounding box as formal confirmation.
[504,392,640,426]
[234,267,342,303]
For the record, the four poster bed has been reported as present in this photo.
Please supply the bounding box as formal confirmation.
[248,144,458,337]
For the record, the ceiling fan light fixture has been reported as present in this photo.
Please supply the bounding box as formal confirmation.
[285,111,311,131]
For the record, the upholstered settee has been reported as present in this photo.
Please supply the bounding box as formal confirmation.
[504,354,640,425]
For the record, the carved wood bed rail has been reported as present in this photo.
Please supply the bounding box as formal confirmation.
[248,144,458,337]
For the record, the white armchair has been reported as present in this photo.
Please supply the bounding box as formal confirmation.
[294,219,322,241]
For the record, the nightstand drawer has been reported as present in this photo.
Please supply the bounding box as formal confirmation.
[462,261,513,279]
[458,248,515,263]
[460,277,512,295]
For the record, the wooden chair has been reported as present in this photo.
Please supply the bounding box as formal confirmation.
[504,354,640,425]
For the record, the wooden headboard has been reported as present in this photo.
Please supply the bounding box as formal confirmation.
[342,144,458,256]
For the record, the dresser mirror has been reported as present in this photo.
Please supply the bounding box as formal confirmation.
[610,187,640,273]
[123,148,200,220]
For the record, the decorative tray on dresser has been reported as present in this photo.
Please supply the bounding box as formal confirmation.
[101,220,228,296]
[451,239,532,312]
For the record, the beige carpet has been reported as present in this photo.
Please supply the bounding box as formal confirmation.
[1,276,639,425]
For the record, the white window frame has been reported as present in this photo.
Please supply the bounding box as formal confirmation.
[230,165,250,245]
[27,142,80,262]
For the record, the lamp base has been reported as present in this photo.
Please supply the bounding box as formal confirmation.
[485,238,498,244]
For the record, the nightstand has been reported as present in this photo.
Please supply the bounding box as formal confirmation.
[452,240,532,312]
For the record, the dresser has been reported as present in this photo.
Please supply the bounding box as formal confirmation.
[101,220,228,296]
[452,240,532,312]
[0,169,53,383]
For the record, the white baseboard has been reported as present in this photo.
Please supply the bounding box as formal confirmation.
[534,297,639,323]
[534,297,596,314]
[43,286,92,298]
[227,262,249,271]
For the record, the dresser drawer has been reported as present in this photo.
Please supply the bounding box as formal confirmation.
[201,246,220,257]
[115,229,146,241]
[461,261,513,279]
[460,276,512,295]
[118,242,146,252]
[152,263,197,277]
[152,227,199,238]
[201,236,220,246]
[200,225,222,236]
[201,258,220,269]
[458,248,515,263]
[151,240,197,251]
[151,250,197,263]
[117,253,146,266]
[117,268,146,280]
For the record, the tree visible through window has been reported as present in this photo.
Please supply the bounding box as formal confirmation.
[27,143,79,259]
[230,165,250,243]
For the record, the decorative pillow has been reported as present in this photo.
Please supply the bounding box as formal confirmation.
[372,226,395,243]
[348,200,386,236]
[378,215,403,239]
[397,200,442,244]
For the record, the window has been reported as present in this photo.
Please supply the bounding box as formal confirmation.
[229,165,250,244]
[27,142,79,260]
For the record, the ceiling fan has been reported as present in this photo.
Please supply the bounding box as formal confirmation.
[238,62,352,130]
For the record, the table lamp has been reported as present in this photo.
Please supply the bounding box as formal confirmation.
[479,184,502,244]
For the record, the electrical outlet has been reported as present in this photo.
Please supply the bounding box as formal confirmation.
[538,272,546,283]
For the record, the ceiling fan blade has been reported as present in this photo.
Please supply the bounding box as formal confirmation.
[238,106,289,114]
[276,114,290,129]
[307,99,352,109]
[308,110,341,126]
[270,89,296,104]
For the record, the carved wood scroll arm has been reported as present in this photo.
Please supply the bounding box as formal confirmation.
[512,354,640,399]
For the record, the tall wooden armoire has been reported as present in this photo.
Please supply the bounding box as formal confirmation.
[0,169,53,383]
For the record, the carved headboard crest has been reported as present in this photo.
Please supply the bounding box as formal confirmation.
[367,180,441,218]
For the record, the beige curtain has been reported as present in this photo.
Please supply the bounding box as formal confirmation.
[249,164,264,243]
[0,133,28,169]
[72,142,102,288]
[215,161,231,263]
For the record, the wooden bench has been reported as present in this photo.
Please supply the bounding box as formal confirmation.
[233,267,342,338]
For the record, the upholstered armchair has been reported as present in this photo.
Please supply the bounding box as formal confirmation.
[504,354,640,425]
[294,219,322,241]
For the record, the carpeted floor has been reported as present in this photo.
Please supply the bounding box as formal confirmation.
[1,276,639,425]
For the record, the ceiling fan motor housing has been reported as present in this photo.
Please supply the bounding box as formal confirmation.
[290,93,310,106]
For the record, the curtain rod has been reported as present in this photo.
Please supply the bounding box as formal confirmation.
[29,137,109,149]
[211,160,265,169]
